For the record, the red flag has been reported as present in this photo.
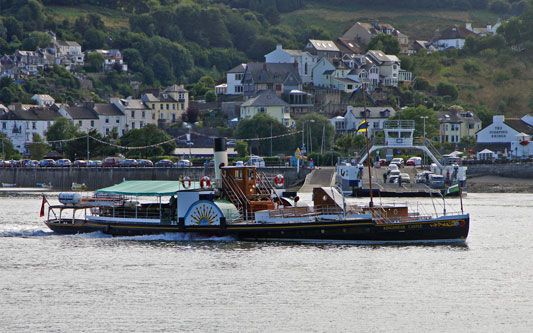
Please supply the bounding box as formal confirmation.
[40,196,47,217]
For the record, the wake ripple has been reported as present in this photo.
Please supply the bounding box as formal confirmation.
[0,228,54,238]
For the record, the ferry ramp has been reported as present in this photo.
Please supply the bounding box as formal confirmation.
[299,167,335,193]
[362,165,437,195]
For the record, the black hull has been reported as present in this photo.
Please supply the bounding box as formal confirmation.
[46,215,470,243]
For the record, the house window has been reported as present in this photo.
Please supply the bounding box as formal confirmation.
[78,121,82,126]
[142,111,146,118]
[91,120,94,127]
[166,104,169,110]
[32,122,37,129]
[236,86,243,93]
[152,113,155,120]
[347,84,353,89]
[172,114,176,122]
[106,118,109,124]
[152,104,155,110]
[2,122,5,129]
[179,93,185,100]
[181,104,184,110]
[131,111,135,118]
[257,107,265,112]
[132,122,135,129]
[173,104,176,110]
[275,84,282,91]
[140,121,144,127]
[167,113,170,120]
[235,73,243,80]
[106,128,110,135]
[160,104,163,109]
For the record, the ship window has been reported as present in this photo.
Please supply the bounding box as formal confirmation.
[248,170,255,181]
[235,169,243,180]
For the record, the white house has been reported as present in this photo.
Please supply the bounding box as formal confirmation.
[330,106,396,136]
[366,50,401,87]
[225,63,246,95]
[111,98,151,133]
[60,102,126,137]
[59,104,99,135]
[475,115,533,159]
[264,45,316,83]
[431,25,475,50]
[94,49,128,71]
[0,105,60,154]
[31,94,55,106]
[53,39,85,69]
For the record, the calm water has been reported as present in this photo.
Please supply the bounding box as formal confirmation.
[1,193,532,332]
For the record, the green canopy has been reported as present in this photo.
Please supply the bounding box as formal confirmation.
[96,180,200,196]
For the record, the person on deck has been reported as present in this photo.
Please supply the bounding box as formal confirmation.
[169,195,177,220]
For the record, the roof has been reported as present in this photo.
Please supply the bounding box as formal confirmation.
[57,40,81,48]
[334,77,361,84]
[0,106,61,121]
[504,119,533,135]
[472,142,511,153]
[164,84,188,93]
[367,50,400,64]
[436,110,462,123]
[93,103,124,116]
[244,62,301,85]
[241,90,289,107]
[64,105,98,119]
[335,38,362,54]
[96,180,200,196]
[228,63,247,73]
[32,94,55,102]
[438,26,474,40]
[284,49,307,56]
[346,106,396,119]
[119,99,150,110]
[308,39,340,52]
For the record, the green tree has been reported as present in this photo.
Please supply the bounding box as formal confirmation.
[235,113,293,155]
[295,113,336,154]
[87,52,105,72]
[0,132,17,159]
[119,124,176,158]
[235,140,248,157]
[45,117,79,142]
[391,105,440,140]
[29,133,49,160]
[366,34,401,55]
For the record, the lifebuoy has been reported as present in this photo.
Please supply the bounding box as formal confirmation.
[392,209,399,216]
[181,176,191,188]
[274,174,284,187]
[200,176,211,188]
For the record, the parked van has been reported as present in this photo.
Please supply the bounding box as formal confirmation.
[428,174,445,189]
[246,156,265,167]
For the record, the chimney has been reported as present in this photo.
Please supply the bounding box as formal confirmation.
[276,44,282,51]
[214,137,228,188]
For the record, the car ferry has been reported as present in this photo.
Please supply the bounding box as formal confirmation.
[44,138,469,243]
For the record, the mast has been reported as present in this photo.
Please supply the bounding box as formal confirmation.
[363,85,374,207]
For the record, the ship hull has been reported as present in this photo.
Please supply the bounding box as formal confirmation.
[45,215,469,243]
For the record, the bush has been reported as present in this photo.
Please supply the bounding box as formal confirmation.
[437,82,459,100]
[463,59,481,73]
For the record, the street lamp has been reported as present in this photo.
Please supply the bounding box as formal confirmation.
[420,116,428,166]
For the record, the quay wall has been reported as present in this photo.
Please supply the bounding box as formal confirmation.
[466,164,533,178]
[0,167,310,191]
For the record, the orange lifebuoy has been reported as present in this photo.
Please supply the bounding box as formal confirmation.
[200,176,211,188]
[181,176,191,188]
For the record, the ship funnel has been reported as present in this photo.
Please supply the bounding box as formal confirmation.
[214,137,228,188]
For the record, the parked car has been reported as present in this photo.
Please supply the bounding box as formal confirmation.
[389,170,401,183]
[88,160,102,167]
[120,159,138,167]
[3,160,11,167]
[175,159,192,167]
[415,171,433,183]
[246,155,265,167]
[155,159,174,167]
[72,160,88,167]
[102,157,121,167]
[27,160,39,167]
[390,157,404,168]
[10,160,22,167]
[40,159,55,167]
[399,173,411,183]
[428,174,445,189]
[137,159,154,167]
[56,159,72,167]
[386,163,399,175]
[406,157,422,166]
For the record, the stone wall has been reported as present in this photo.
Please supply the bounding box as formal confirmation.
[467,164,533,178]
[0,167,311,191]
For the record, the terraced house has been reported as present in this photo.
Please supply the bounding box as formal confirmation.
[141,84,189,126]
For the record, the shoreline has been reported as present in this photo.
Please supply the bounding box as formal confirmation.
[468,175,533,193]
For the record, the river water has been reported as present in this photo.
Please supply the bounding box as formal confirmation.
[1,193,532,332]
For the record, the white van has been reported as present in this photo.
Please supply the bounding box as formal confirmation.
[246,156,265,167]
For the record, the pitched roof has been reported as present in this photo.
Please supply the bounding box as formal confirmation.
[64,105,98,119]
[436,110,462,123]
[367,50,400,64]
[438,26,474,40]
[93,103,124,116]
[0,106,61,121]
[335,38,362,54]
[308,39,340,52]
[244,62,302,84]
[57,40,81,47]
[346,106,396,119]
[504,119,533,135]
[241,90,289,107]
[118,99,150,110]
[228,63,247,73]
[164,84,187,93]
